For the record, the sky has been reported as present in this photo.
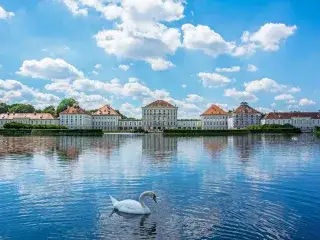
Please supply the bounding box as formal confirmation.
[0,0,319,118]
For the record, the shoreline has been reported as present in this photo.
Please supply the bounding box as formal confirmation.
[0,129,103,136]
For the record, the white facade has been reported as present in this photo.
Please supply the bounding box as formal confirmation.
[119,119,143,130]
[200,104,228,130]
[0,113,59,128]
[92,105,121,130]
[177,119,202,129]
[202,115,228,130]
[60,114,92,129]
[261,112,320,132]
[228,102,262,129]
[142,100,178,131]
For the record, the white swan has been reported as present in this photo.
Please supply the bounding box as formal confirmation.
[110,191,157,215]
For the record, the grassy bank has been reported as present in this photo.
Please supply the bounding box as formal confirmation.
[0,129,103,136]
[164,125,301,136]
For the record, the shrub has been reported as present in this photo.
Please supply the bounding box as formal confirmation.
[3,122,67,129]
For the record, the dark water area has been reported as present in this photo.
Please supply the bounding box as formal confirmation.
[0,134,319,240]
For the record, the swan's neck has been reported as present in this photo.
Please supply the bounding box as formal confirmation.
[139,192,149,208]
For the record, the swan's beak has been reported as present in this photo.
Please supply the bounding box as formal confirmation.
[153,196,157,204]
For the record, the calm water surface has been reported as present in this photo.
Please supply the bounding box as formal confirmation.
[0,134,319,240]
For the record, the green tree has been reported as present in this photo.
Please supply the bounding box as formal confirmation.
[42,105,56,116]
[0,102,9,113]
[57,98,77,115]
[9,103,35,113]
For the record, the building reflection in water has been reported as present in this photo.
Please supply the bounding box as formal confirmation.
[142,134,177,161]
[202,136,228,158]
[230,134,262,161]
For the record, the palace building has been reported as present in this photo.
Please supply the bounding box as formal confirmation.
[201,104,228,130]
[92,105,121,131]
[261,112,320,132]
[0,113,59,128]
[142,100,178,131]
[228,102,262,129]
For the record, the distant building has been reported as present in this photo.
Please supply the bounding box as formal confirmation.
[92,105,121,130]
[228,102,262,129]
[261,112,320,132]
[177,119,202,129]
[59,104,92,129]
[201,104,228,130]
[142,100,178,131]
[119,119,143,131]
[0,113,59,128]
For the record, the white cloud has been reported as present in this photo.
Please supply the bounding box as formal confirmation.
[92,0,184,70]
[215,66,240,73]
[17,58,84,81]
[299,98,315,106]
[185,94,203,103]
[247,64,258,72]
[92,70,99,75]
[224,88,258,102]
[271,103,276,108]
[64,89,110,109]
[287,99,296,104]
[119,64,130,71]
[60,0,88,16]
[0,79,60,108]
[256,107,272,113]
[0,5,15,19]
[274,94,294,101]
[128,77,139,83]
[288,87,301,93]
[145,58,175,71]
[181,24,235,57]
[119,102,141,119]
[181,84,187,88]
[45,81,73,92]
[236,23,297,55]
[94,64,102,69]
[244,78,286,93]
[198,72,231,88]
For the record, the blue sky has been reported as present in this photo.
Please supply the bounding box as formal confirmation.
[0,0,319,118]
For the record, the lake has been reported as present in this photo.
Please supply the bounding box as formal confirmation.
[0,134,319,240]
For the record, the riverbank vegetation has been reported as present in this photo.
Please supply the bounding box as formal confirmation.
[0,128,103,136]
[164,124,301,136]
[3,122,67,129]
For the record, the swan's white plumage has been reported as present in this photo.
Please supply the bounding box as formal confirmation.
[110,191,156,215]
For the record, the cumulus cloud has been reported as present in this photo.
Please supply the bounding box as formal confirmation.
[185,94,203,103]
[119,102,142,118]
[0,5,15,19]
[119,64,130,71]
[0,79,60,108]
[215,66,240,73]
[198,72,232,88]
[299,98,315,106]
[235,23,297,55]
[94,64,102,69]
[145,58,175,71]
[247,64,258,72]
[91,0,184,70]
[274,94,294,101]
[17,58,84,81]
[181,24,235,57]
[244,78,287,93]
[181,84,187,88]
[224,88,258,102]
[288,87,301,93]
[60,0,88,16]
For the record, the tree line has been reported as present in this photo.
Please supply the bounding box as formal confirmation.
[0,98,78,117]
[0,98,127,118]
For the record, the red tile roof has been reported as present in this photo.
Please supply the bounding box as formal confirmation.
[201,104,227,116]
[144,100,176,108]
[93,105,120,116]
[0,113,56,120]
[233,103,260,114]
[60,105,88,115]
[263,112,320,119]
